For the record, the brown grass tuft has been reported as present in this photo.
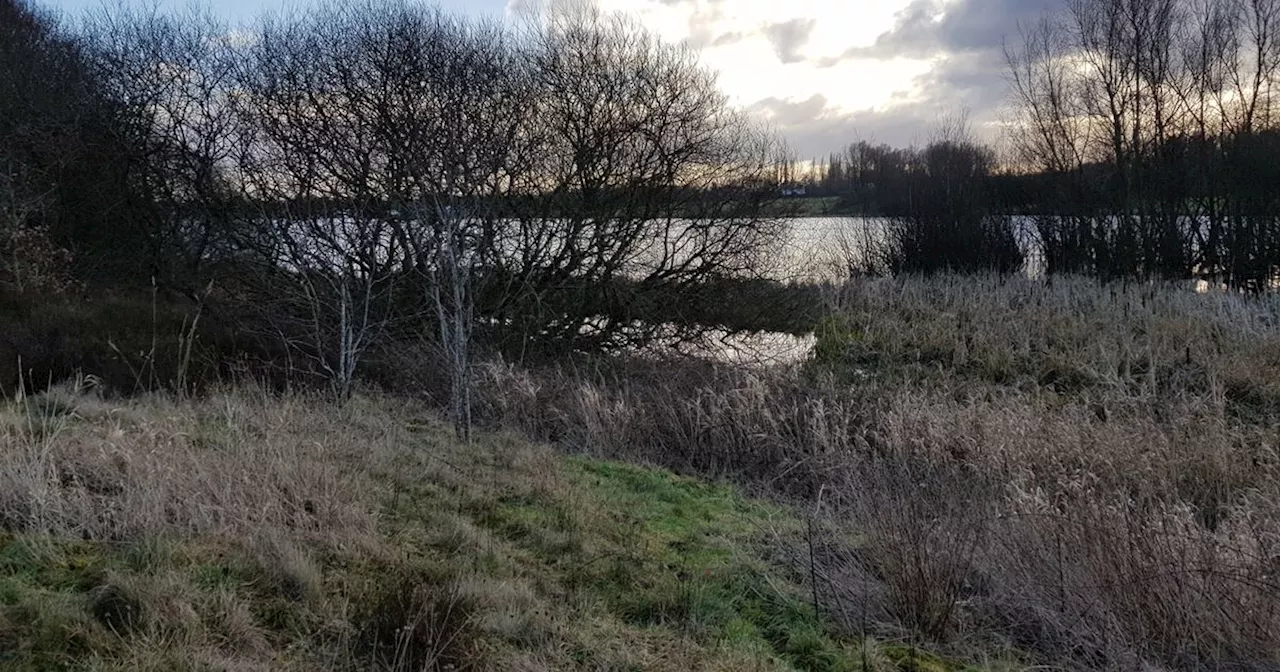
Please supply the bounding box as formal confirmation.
[356,575,482,672]
[0,389,381,542]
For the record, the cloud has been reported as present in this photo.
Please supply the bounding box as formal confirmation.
[762,18,817,64]
[749,94,938,157]
[710,31,745,47]
[505,0,537,17]
[823,0,1057,62]
[751,93,832,127]
[509,0,1031,156]
[505,0,594,20]
[746,56,1012,159]
[766,0,1051,155]
[911,50,1011,111]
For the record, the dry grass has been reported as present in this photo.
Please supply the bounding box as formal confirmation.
[9,273,1276,669]
[476,274,1280,671]
[821,274,1280,409]
[1,384,960,670]
[0,388,394,670]
[0,389,376,543]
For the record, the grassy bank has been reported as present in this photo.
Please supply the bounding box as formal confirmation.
[6,274,1280,670]
[0,387,989,671]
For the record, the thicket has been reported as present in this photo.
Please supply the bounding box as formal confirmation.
[1007,0,1280,285]
[864,122,1025,277]
[0,0,800,404]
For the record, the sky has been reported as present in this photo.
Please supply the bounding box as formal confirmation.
[39,0,1056,158]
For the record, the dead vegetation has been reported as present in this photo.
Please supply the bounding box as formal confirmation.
[5,274,1280,670]
[0,384,992,671]
[477,274,1280,671]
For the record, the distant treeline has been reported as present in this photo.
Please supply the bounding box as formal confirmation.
[788,0,1280,289]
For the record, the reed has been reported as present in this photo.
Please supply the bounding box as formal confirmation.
[476,274,1280,669]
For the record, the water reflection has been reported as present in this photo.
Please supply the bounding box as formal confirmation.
[672,216,1049,364]
[767,216,1045,282]
[624,216,1056,364]
[767,216,877,282]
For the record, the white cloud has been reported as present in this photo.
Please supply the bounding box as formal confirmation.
[590,0,930,111]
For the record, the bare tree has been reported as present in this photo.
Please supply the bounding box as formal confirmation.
[81,4,242,288]
[232,2,533,399]
[486,7,783,353]
[232,4,418,398]
[425,201,476,440]
[1006,0,1280,285]
[40,0,786,396]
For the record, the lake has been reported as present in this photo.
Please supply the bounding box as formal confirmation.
[770,216,1045,282]
[768,217,880,282]
[671,216,1046,364]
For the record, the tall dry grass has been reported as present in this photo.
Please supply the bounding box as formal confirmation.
[822,274,1280,406]
[0,386,381,542]
[475,274,1280,670]
[0,388,434,670]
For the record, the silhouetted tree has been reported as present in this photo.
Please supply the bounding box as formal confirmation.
[0,0,133,286]
[864,120,1024,276]
[1007,0,1280,287]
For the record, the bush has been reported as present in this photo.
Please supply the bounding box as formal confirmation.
[0,289,296,396]
[880,214,1024,276]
